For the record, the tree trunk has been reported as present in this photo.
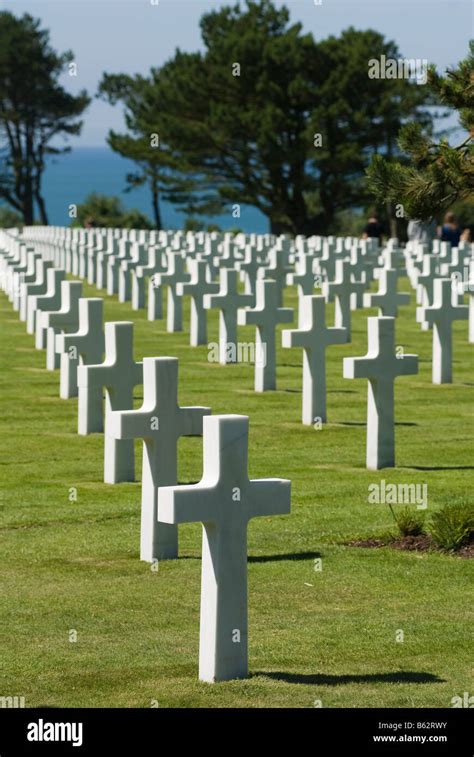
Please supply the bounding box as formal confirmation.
[22,186,34,226]
[386,201,397,238]
[151,182,162,230]
[35,191,49,225]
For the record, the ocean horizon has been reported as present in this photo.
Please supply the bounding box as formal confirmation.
[40,146,268,233]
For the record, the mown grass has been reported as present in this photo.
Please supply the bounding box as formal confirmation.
[0,273,472,708]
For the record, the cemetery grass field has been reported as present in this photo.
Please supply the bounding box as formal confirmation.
[1,278,472,709]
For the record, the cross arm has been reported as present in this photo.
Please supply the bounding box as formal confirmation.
[107,407,152,440]
[416,305,436,325]
[278,308,294,325]
[77,362,114,389]
[158,483,217,525]
[237,307,262,326]
[55,329,88,354]
[179,406,212,437]
[343,356,376,380]
[397,292,411,305]
[202,293,221,310]
[248,478,291,519]
[395,354,418,377]
[281,328,310,349]
[327,326,347,345]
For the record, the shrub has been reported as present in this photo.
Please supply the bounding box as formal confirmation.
[430,500,474,551]
[389,505,425,537]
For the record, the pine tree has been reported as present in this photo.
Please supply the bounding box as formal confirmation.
[367,43,474,221]
[0,12,90,224]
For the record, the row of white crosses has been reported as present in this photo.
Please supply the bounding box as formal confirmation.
[1,226,472,677]
[0,230,291,683]
[6,229,473,396]
[4,227,472,476]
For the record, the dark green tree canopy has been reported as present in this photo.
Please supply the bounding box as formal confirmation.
[71,193,152,229]
[367,42,474,221]
[0,12,90,224]
[101,0,432,234]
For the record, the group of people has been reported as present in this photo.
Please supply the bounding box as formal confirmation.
[362,212,471,246]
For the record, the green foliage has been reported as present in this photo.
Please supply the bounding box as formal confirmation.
[0,205,23,228]
[430,499,474,552]
[183,218,204,232]
[389,506,426,537]
[98,72,192,230]
[100,1,431,234]
[450,195,474,234]
[367,42,474,220]
[71,193,152,229]
[0,12,90,224]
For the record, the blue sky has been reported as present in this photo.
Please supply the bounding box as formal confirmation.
[4,0,474,146]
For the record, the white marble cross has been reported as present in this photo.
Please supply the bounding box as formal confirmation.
[108,357,211,562]
[322,260,365,340]
[286,254,317,298]
[95,239,117,290]
[237,246,262,297]
[343,317,418,469]
[177,259,219,346]
[238,279,293,391]
[152,252,190,332]
[316,243,337,282]
[107,239,132,295]
[282,295,346,424]
[29,268,65,341]
[13,251,41,311]
[204,268,254,364]
[416,255,439,307]
[459,261,474,343]
[55,298,105,401]
[119,243,148,303]
[257,248,291,306]
[131,246,166,313]
[158,414,291,682]
[20,259,53,322]
[40,281,83,371]
[77,321,143,481]
[416,278,468,384]
[218,236,241,269]
[363,268,410,317]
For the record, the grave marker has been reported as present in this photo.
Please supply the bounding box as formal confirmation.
[108,357,210,561]
[158,414,291,682]
[77,322,143,481]
[343,317,418,469]
[282,295,346,424]
[238,279,293,391]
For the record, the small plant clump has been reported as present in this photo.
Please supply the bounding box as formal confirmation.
[389,505,426,537]
[430,499,474,552]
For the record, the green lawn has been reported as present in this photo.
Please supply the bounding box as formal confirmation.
[0,275,472,708]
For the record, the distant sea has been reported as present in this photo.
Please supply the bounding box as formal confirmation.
[42,146,268,233]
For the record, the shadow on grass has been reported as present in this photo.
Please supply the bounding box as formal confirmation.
[337,421,418,427]
[177,551,321,563]
[256,671,444,685]
[248,551,321,563]
[400,465,474,471]
[328,389,357,394]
